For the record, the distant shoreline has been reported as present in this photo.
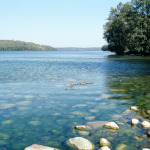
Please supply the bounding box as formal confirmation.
[0,40,56,51]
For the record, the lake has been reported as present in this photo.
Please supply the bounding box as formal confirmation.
[0,50,150,150]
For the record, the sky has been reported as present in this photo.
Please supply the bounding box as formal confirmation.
[0,0,129,47]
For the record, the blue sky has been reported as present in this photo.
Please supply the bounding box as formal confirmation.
[0,0,129,47]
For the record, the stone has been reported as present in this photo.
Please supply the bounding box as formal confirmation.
[24,144,58,150]
[99,146,110,150]
[99,138,110,147]
[116,144,126,150]
[146,129,150,136]
[68,137,93,150]
[142,149,150,150]
[130,106,138,111]
[87,121,108,129]
[75,125,87,130]
[104,122,119,130]
[141,121,150,128]
[79,131,89,136]
[131,119,139,125]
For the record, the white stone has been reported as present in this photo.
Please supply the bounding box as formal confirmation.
[104,122,119,130]
[68,137,93,150]
[99,138,110,147]
[141,121,150,128]
[24,144,58,150]
[131,119,139,125]
[130,106,138,111]
[142,149,150,150]
[99,146,110,150]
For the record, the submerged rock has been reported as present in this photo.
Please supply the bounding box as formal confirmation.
[116,144,126,150]
[99,138,110,147]
[99,146,110,150]
[141,121,150,128]
[142,149,150,150]
[87,121,108,129]
[104,122,119,130]
[85,116,96,121]
[28,121,40,126]
[130,106,138,111]
[0,104,15,110]
[79,131,89,136]
[24,144,58,150]
[68,137,93,150]
[75,125,87,130]
[2,120,13,125]
[131,119,139,125]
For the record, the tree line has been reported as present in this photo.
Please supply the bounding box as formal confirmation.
[103,0,150,55]
[0,40,56,51]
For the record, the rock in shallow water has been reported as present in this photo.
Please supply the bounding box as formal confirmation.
[141,121,150,128]
[24,144,58,150]
[68,137,93,150]
[99,146,110,150]
[142,149,150,150]
[79,131,89,136]
[104,122,119,130]
[87,121,108,129]
[131,119,139,125]
[99,138,110,147]
[75,125,87,130]
[130,106,138,111]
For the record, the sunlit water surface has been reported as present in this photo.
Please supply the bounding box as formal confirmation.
[0,51,150,150]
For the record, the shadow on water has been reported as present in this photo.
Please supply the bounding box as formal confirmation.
[106,55,150,119]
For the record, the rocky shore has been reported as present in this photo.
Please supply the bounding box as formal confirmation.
[23,106,150,150]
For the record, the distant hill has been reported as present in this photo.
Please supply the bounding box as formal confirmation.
[0,40,56,51]
[58,47,101,51]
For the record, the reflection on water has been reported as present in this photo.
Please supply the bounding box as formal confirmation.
[0,51,150,150]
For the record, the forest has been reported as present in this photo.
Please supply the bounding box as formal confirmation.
[0,40,56,51]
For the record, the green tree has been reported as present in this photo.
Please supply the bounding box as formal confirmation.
[104,0,150,55]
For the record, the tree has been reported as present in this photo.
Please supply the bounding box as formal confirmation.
[104,0,150,55]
